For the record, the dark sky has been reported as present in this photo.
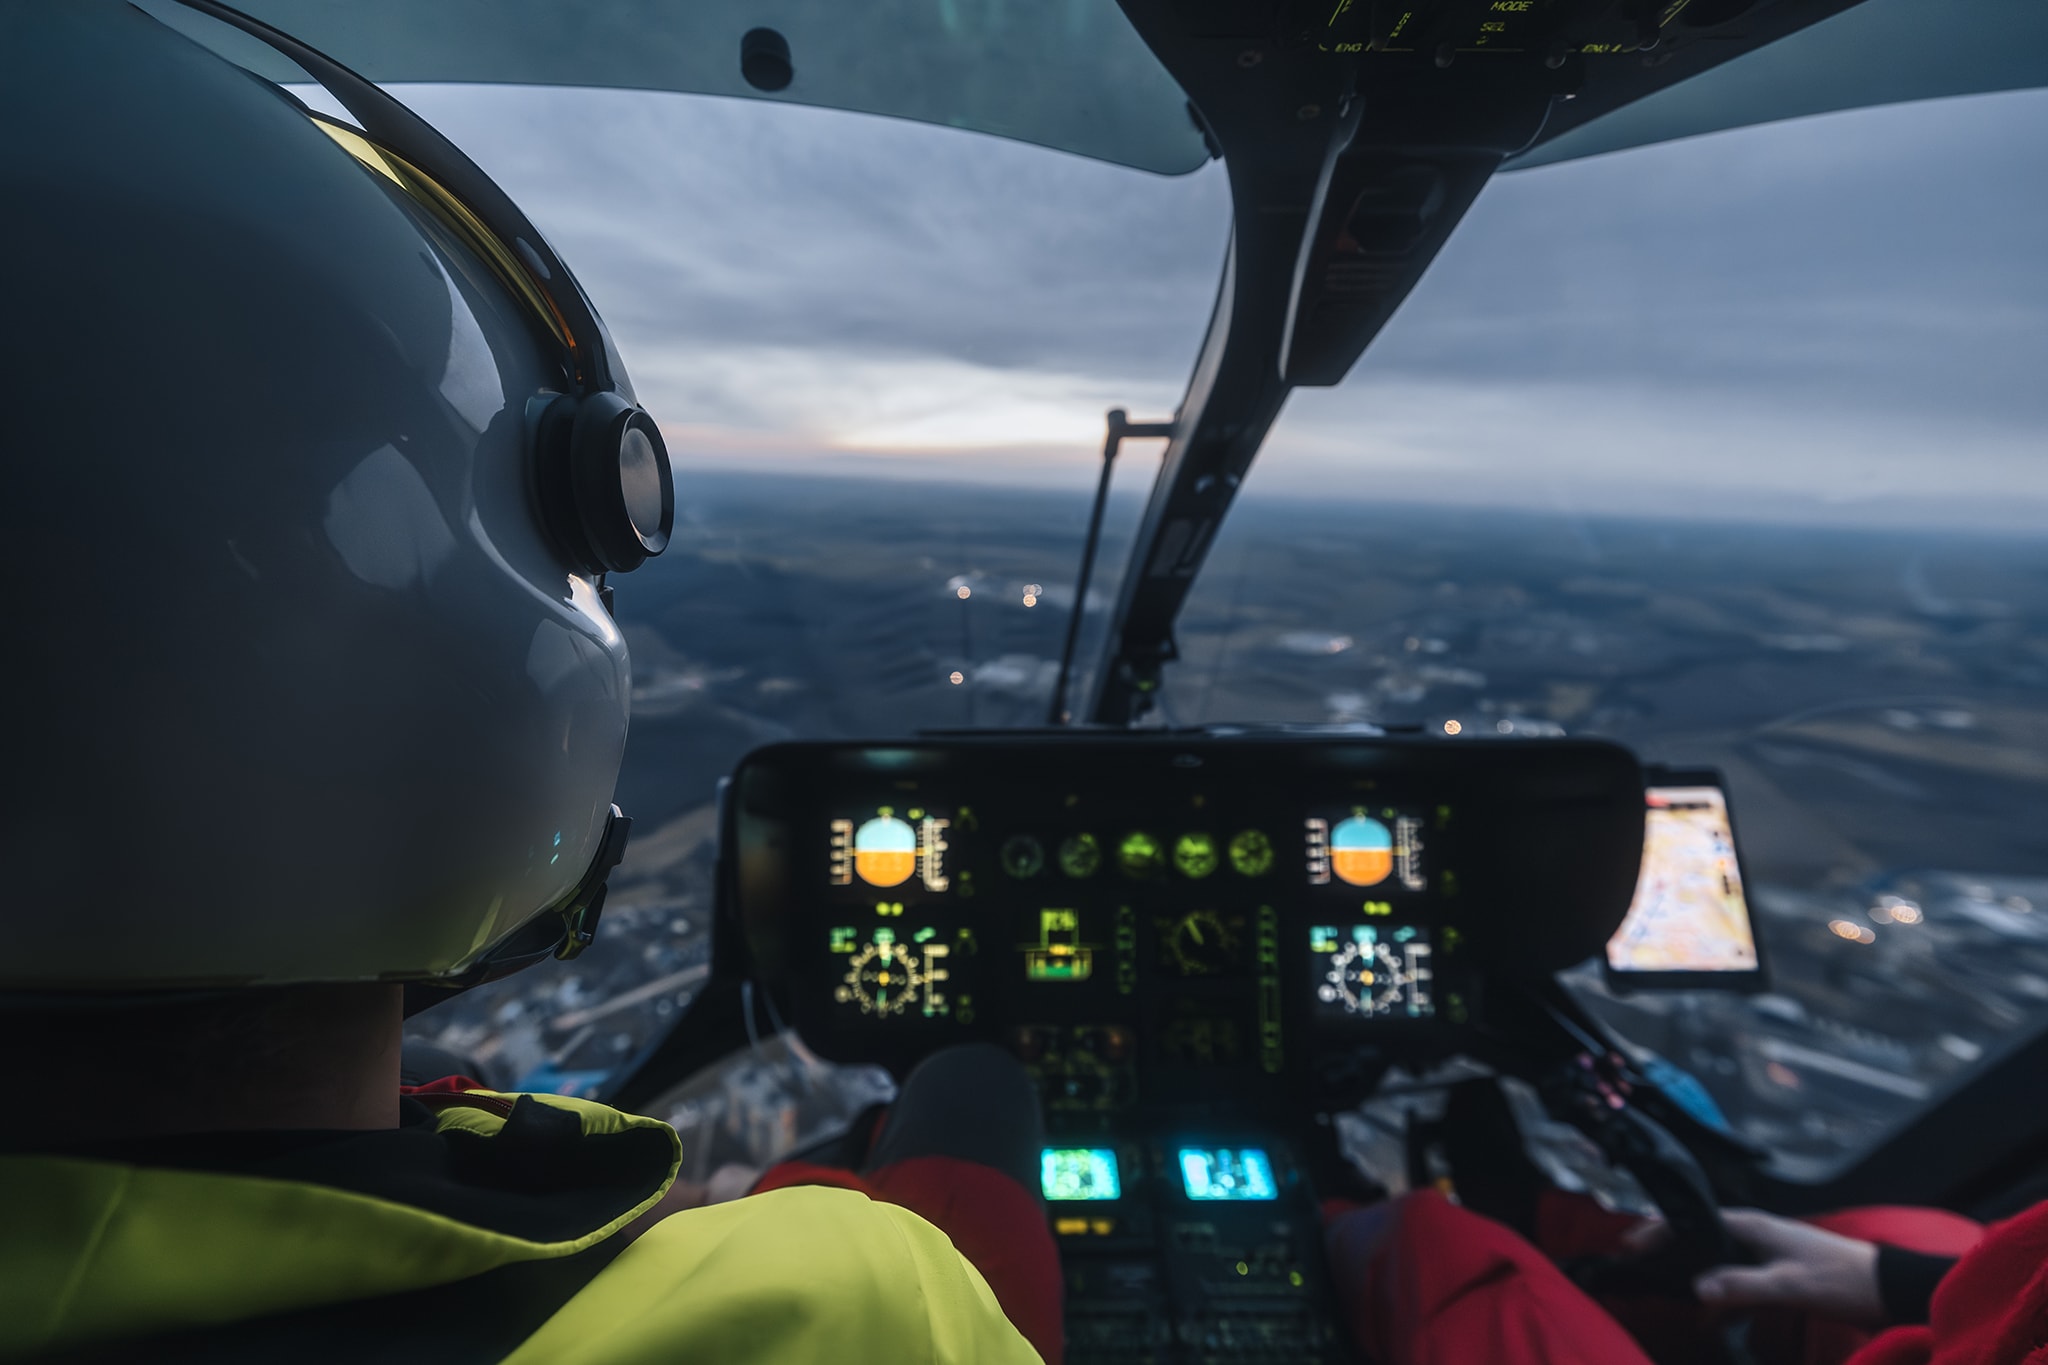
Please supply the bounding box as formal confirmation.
[394,83,2048,528]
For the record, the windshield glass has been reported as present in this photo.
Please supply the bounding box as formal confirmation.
[1175,88,2048,1178]
[396,84,1226,1108]
[234,0,1210,173]
[396,78,2048,1181]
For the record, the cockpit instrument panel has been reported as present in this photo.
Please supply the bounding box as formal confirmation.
[725,736,1643,1081]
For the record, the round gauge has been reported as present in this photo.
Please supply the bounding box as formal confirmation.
[1173,832,1218,879]
[1058,833,1101,879]
[1001,835,1044,879]
[1165,909,1237,976]
[1228,829,1274,878]
[1320,939,1418,1016]
[1118,831,1163,878]
[1053,1046,1118,1105]
[835,940,924,1016]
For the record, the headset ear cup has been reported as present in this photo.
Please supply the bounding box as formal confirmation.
[611,408,674,561]
[534,393,606,574]
[536,392,676,573]
[572,393,673,572]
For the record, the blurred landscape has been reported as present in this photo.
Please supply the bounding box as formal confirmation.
[408,470,2048,1178]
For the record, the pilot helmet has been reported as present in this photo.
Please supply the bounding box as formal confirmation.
[0,1,672,991]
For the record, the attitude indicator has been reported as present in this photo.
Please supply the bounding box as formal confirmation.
[1331,815,1392,886]
[830,807,950,891]
[1307,809,1423,889]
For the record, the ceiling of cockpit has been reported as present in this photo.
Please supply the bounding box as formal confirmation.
[196,0,1212,174]
[213,0,2048,177]
[1508,0,2048,169]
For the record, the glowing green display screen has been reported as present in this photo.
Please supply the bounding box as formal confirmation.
[1177,1146,1277,1201]
[1041,1147,1121,1201]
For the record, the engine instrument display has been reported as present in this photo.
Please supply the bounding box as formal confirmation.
[1042,1147,1122,1201]
[1178,1147,1278,1201]
[1022,908,1098,982]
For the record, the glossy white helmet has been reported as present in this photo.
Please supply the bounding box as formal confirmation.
[0,1,672,989]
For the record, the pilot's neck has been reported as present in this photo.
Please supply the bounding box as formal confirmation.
[9,983,404,1146]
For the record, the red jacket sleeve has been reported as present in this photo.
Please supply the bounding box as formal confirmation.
[1849,1201,2048,1365]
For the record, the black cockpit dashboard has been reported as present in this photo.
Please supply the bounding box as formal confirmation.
[730,735,1642,1079]
[712,734,1647,1363]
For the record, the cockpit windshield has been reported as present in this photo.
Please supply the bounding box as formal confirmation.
[396,76,2048,1180]
[194,0,1211,173]
[1173,85,2048,1176]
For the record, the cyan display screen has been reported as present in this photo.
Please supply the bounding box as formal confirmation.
[1177,1146,1278,1201]
[1041,1147,1121,1201]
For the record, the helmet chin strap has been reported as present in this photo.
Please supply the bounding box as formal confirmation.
[403,804,635,1017]
[552,805,635,962]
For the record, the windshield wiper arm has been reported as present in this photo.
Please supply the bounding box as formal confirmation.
[1049,410,1175,725]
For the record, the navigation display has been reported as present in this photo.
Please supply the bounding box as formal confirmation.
[1042,1147,1122,1201]
[1178,1147,1278,1201]
[1606,782,1760,978]
[1311,923,1434,1019]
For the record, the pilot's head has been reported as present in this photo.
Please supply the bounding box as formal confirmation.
[0,1,667,1001]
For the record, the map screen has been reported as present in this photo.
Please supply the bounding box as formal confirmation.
[1606,786,1759,973]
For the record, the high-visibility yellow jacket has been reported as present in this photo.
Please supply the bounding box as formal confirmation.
[0,1091,1042,1363]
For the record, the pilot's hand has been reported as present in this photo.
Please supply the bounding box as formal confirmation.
[1632,1208,1882,1322]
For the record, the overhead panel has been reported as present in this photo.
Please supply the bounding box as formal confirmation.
[1510,0,2048,170]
